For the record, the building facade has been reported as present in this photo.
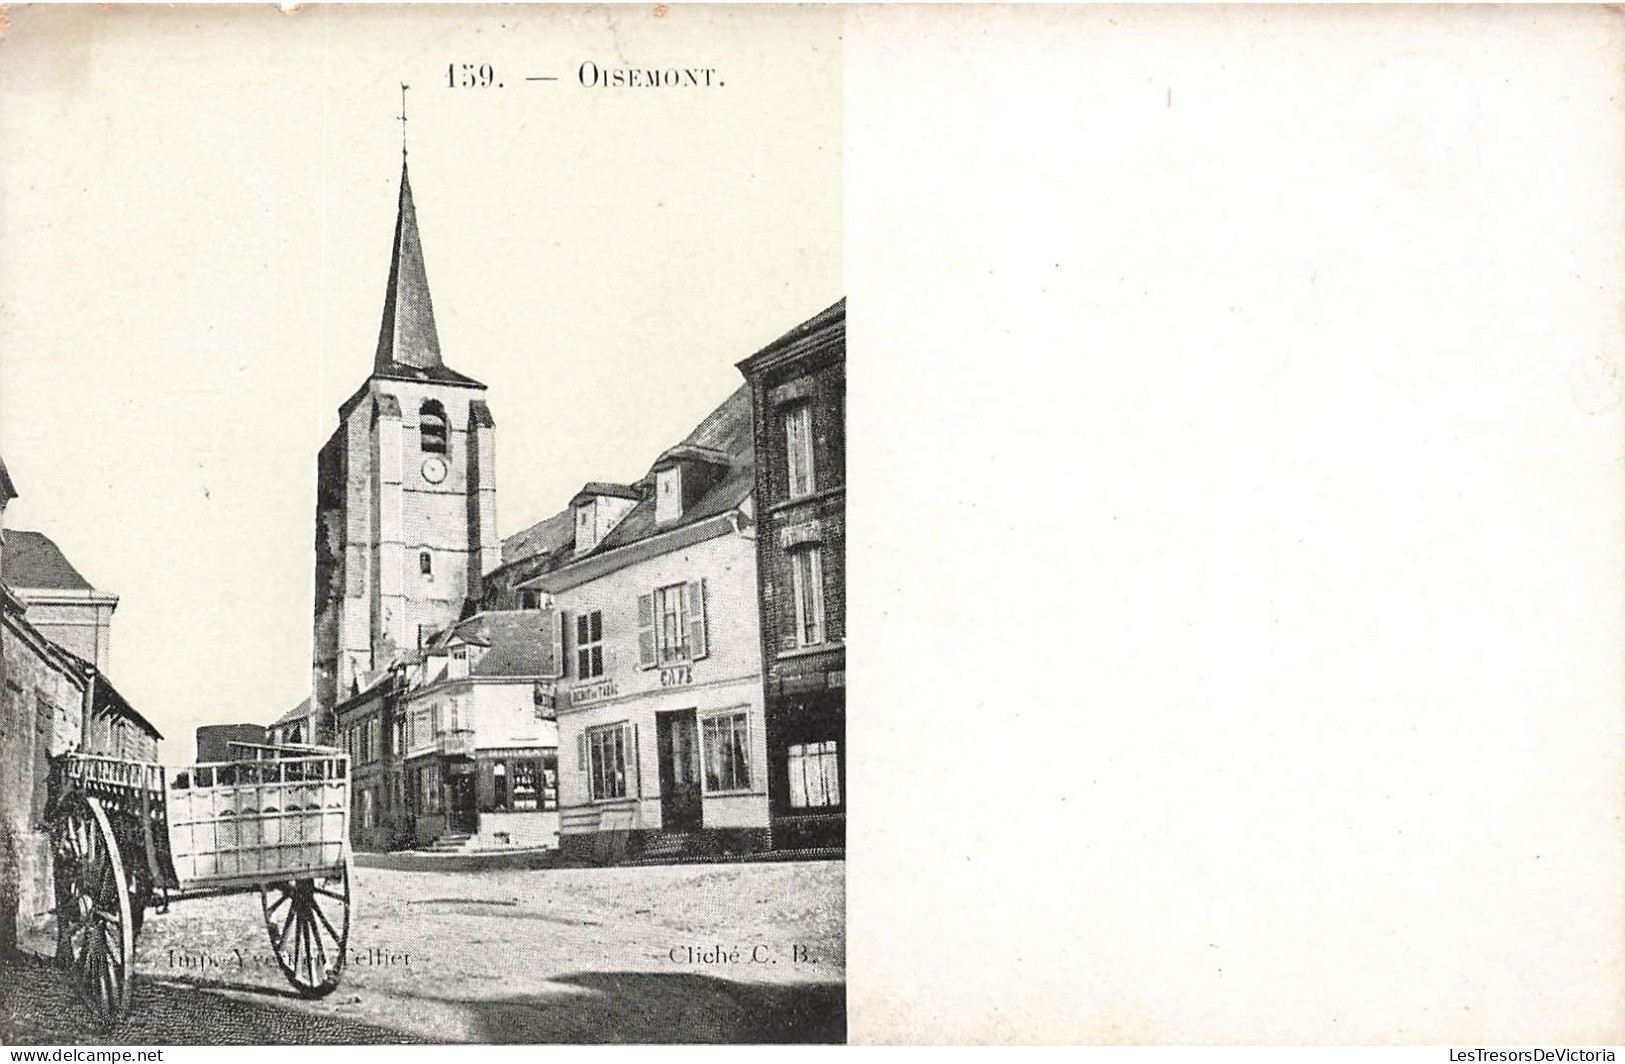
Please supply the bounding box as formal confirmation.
[0,460,160,957]
[1,530,118,673]
[304,159,499,747]
[737,298,846,851]
[337,611,561,852]
[519,387,770,864]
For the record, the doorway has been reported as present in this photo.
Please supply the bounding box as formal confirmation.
[656,709,702,832]
[448,771,477,833]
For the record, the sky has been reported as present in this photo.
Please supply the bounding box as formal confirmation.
[0,5,841,754]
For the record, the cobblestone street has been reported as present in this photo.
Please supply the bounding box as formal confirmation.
[1,860,844,1044]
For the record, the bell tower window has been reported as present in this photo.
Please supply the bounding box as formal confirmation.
[420,400,448,455]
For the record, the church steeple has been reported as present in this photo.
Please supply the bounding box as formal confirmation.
[373,159,444,373]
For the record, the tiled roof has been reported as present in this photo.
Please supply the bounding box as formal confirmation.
[442,610,553,678]
[272,695,311,728]
[738,297,846,370]
[53,646,163,741]
[2,530,95,591]
[500,507,575,567]
[499,385,756,596]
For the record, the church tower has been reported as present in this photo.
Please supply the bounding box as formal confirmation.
[309,159,500,730]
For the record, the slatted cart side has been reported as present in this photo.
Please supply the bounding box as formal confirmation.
[165,750,350,892]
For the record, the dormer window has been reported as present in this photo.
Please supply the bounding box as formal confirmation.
[576,499,598,552]
[655,466,682,525]
[420,400,448,455]
[785,403,815,498]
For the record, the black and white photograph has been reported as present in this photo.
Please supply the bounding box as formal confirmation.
[7,1,1625,1051]
[0,4,841,1044]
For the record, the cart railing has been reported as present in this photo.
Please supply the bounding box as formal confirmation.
[55,753,165,797]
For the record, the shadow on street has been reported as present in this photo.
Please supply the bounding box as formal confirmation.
[1,952,844,1044]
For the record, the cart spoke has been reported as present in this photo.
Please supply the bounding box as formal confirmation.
[277,897,298,950]
[310,897,342,945]
[310,885,348,902]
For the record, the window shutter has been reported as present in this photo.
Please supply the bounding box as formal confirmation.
[550,608,566,680]
[686,579,708,661]
[636,592,657,668]
[559,609,572,679]
[578,731,588,774]
[628,722,641,798]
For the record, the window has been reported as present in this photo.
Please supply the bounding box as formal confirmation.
[576,610,604,678]
[785,403,815,498]
[576,500,597,551]
[788,740,841,809]
[702,712,752,793]
[393,717,405,756]
[520,590,541,610]
[638,582,707,668]
[655,466,682,524]
[420,551,433,576]
[586,723,630,801]
[361,788,376,829]
[419,400,448,454]
[656,583,686,664]
[790,547,827,646]
[493,761,508,808]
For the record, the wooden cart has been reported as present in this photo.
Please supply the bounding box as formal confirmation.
[45,743,354,1029]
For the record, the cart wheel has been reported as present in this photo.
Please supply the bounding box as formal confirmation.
[50,794,135,1029]
[260,849,352,999]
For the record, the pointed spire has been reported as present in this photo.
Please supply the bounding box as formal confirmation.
[373,159,444,372]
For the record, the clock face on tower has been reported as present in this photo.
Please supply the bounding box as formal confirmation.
[421,456,448,484]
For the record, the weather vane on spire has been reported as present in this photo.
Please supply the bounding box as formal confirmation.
[398,82,410,158]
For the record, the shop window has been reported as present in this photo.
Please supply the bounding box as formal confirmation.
[785,402,815,498]
[576,610,604,679]
[702,712,752,793]
[513,761,538,811]
[788,740,841,809]
[585,723,630,801]
[790,546,827,647]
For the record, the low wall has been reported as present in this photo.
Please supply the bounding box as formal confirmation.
[473,811,558,851]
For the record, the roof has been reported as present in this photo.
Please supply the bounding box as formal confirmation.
[52,645,163,741]
[737,297,846,372]
[437,610,554,678]
[501,506,576,567]
[652,444,730,470]
[272,696,311,728]
[0,454,15,503]
[517,385,756,585]
[2,530,95,590]
[572,482,642,504]
[372,160,481,388]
